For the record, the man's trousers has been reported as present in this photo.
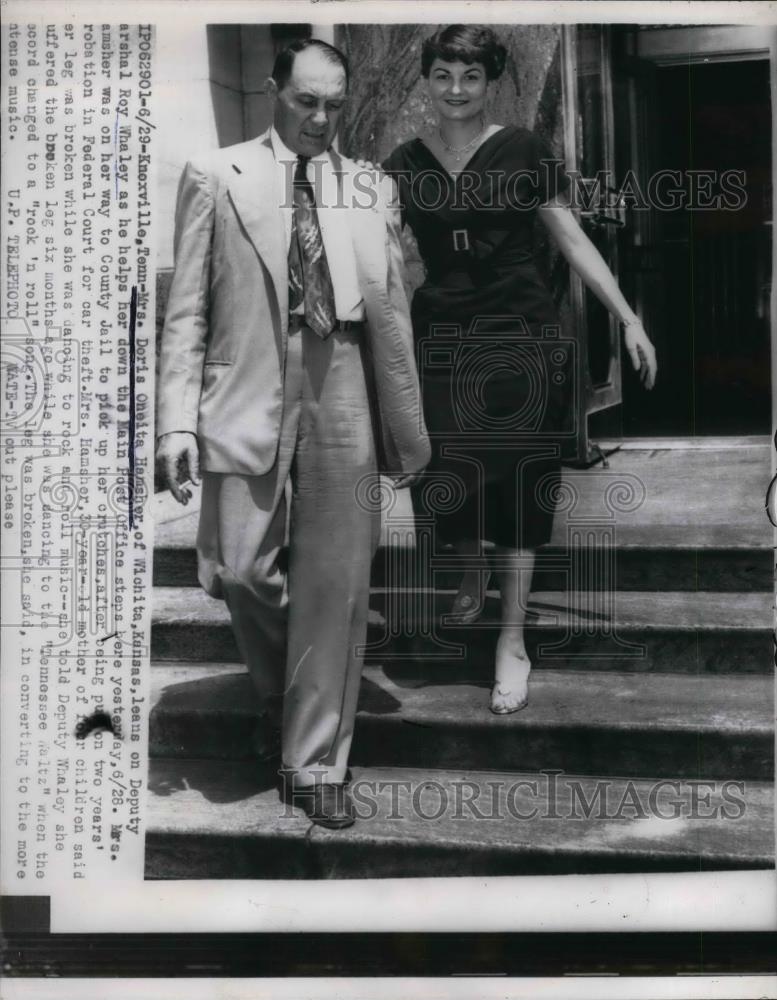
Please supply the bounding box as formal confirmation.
[196,322,380,785]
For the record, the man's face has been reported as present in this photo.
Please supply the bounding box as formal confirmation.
[270,48,347,157]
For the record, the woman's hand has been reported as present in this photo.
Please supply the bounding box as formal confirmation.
[390,471,421,489]
[354,157,381,173]
[623,322,657,390]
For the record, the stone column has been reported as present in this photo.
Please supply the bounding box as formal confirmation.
[155,24,274,332]
[156,24,258,269]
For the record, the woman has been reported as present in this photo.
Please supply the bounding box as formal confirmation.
[382,25,657,714]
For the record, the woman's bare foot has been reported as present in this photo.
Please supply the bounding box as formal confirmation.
[490,633,531,714]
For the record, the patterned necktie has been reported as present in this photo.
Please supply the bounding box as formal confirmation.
[288,155,336,339]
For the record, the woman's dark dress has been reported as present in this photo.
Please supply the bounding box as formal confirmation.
[383,126,573,550]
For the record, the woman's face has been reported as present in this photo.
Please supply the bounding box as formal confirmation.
[427,58,489,124]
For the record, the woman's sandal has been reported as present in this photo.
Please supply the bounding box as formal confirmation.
[489,684,529,715]
[490,652,531,714]
[447,572,491,625]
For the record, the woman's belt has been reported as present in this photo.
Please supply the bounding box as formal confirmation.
[426,228,534,282]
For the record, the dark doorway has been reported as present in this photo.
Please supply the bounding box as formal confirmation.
[619,58,771,436]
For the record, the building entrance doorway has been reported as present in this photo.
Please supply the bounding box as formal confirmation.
[194,22,772,447]
[613,39,771,437]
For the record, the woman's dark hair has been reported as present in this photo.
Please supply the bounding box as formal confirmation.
[271,38,350,91]
[421,25,507,81]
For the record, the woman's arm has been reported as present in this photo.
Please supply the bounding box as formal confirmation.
[537,195,657,389]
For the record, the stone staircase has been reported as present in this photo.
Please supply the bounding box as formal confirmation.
[145,440,775,878]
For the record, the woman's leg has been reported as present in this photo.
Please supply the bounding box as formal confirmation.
[492,544,534,713]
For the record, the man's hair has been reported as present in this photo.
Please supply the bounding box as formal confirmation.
[271,38,350,91]
[421,24,507,81]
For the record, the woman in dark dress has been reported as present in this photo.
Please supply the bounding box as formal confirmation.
[382,25,657,714]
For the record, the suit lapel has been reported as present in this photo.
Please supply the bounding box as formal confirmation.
[227,131,287,313]
[227,140,389,316]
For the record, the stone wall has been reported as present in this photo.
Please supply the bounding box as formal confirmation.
[338,23,565,162]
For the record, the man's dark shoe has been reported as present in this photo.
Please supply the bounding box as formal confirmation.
[278,775,355,829]
[251,716,282,762]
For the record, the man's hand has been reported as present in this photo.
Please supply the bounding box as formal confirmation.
[156,431,200,504]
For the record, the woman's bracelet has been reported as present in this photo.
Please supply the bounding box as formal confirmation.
[621,318,642,329]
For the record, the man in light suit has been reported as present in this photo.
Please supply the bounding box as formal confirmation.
[156,39,429,828]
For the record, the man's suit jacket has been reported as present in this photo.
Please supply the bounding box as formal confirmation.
[157,128,430,477]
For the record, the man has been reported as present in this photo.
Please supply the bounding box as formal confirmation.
[156,38,429,829]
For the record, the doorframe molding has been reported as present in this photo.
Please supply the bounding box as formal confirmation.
[560,25,623,464]
[635,25,772,66]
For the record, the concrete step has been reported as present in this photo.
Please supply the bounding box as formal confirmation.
[145,759,774,879]
[151,587,773,674]
[153,536,772,592]
[152,444,772,591]
[149,663,774,781]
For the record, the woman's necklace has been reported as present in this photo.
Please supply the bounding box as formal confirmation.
[438,117,487,163]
